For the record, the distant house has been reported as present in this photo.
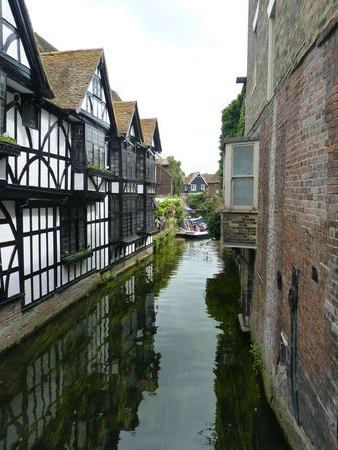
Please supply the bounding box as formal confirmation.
[181,172,207,194]
[155,159,172,197]
[181,172,219,196]
[202,173,219,197]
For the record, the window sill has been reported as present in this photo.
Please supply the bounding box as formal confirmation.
[87,167,116,180]
[0,141,21,158]
[61,248,93,266]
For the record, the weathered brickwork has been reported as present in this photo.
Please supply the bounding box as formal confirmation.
[251,25,338,450]
[246,0,338,133]
[222,212,257,247]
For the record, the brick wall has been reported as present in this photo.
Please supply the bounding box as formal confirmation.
[245,0,337,133]
[251,25,338,450]
[222,211,257,247]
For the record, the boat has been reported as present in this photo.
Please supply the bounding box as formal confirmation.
[176,217,209,239]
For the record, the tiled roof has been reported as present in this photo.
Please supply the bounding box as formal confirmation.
[202,173,219,183]
[182,172,218,185]
[111,89,121,101]
[34,33,58,53]
[113,101,136,134]
[182,172,198,184]
[140,118,157,146]
[40,48,103,110]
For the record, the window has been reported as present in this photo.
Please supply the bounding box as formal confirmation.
[71,124,106,169]
[60,206,87,256]
[110,195,120,241]
[136,195,144,231]
[122,196,136,238]
[223,138,259,209]
[92,75,102,99]
[232,145,254,206]
[22,100,39,129]
[146,197,155,231]
[267,0,276,100]
[0,70,6,134]
[201,184,205,191]
[85,125,105,169]
[136,149,145,180]
[191,184,196,192]
[184,185,188,192]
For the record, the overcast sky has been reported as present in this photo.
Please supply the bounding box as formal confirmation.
[26,0,248,175]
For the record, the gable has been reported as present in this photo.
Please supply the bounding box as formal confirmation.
[1,0,29,67]
[190,172,207,185]
[0,0,52,97]
[41,48,117,131]
[81,65,110,124]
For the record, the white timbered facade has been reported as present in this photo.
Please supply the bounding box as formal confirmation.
[0,0,161,311]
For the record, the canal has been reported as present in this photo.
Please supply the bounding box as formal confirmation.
[0,239,290,450]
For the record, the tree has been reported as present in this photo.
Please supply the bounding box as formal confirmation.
[166,156,185,196]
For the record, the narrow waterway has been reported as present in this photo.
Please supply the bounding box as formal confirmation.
[0,240,290,450]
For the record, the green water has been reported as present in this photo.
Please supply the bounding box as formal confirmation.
[0,240,290,450]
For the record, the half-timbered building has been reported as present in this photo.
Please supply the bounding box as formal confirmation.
[0,0,161,344]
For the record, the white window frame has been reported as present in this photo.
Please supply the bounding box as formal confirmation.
[223,140,259,210]
[191,184,196,192]
[201,184,205,191]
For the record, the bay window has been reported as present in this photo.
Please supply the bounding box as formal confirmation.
[224,138,259,210]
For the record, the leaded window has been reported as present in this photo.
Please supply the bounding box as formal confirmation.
[122,149,136,180]
[71,124,85,168]
[85,125,105,169]
[136,195,144,231]
[136,149,145,180]
[146,154,155,182]
[60,206,87,256]
[71,123,106,170]
[110,195,121,241]
[0,70,6,134]
[122,196,136,238]
[92,75,102,99]
[146,197,155,231]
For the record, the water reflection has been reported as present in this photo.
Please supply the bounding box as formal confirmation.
[0,241,289,450]
[205,254,290,450]
[0,240,184,450]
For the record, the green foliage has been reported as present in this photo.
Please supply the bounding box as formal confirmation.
[87,164,113,175]
[0,135,16,144]
[204,196,222,240]
[166,156,185,196]
[153,229,175,252]
[62,247,92,264]
[187,193,222,240]
[218,86,246,189]
[187,192,206,210]
[156,197,184,222]
[250,341,264,375]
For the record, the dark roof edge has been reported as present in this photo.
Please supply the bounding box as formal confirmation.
[223,135,259,144]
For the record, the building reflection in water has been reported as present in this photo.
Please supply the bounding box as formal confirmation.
[205,254,290,450]
[0,256,167,450]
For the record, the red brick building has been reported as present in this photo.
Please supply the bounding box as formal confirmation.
[155,159,172,197]
[222,1,338,448]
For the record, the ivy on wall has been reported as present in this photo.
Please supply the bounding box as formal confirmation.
[218,86,246,189]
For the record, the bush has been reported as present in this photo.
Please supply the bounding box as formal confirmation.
[156,197,184,222]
